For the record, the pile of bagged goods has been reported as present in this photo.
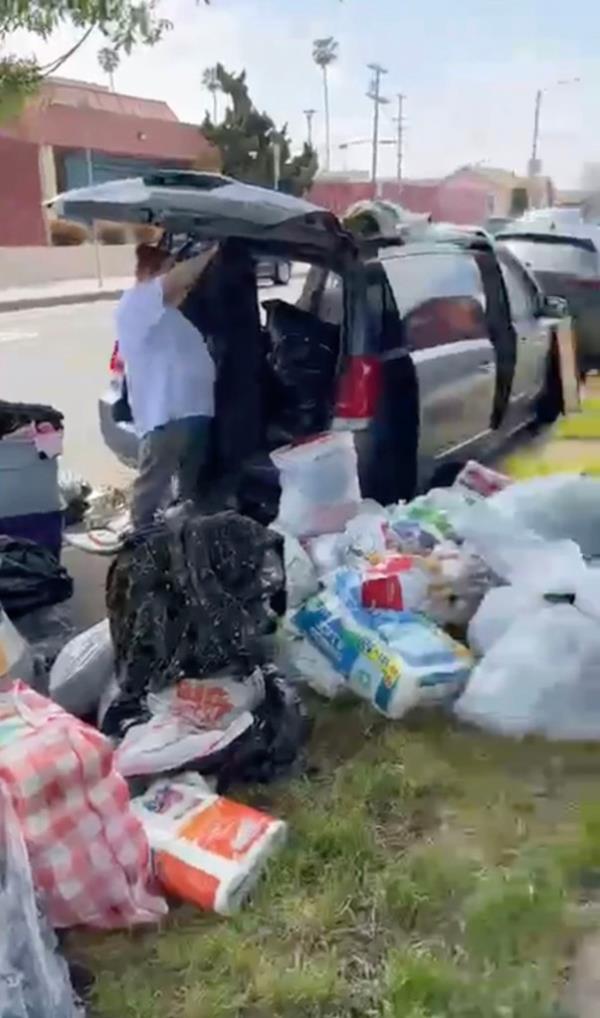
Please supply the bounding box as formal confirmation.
[3,398,600,1014]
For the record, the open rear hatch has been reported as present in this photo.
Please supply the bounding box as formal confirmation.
[47,170,355,269]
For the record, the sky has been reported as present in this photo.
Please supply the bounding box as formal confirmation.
[5,0,599,188]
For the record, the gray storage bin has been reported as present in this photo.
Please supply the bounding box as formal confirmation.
[0,441,61,518]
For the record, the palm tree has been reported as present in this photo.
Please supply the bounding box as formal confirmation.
[98,47,120,92]
[202,65,221,123]
[312,37,338,171]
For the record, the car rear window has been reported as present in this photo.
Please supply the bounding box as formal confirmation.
[501,238,599,278]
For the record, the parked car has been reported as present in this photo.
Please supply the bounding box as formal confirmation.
[498,215,600,376]
[49,172,565,510]
[255,255,292,285]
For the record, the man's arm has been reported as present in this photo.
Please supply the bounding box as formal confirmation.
[161,244,218,307]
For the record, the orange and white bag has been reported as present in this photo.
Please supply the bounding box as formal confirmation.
[132,774,287,915]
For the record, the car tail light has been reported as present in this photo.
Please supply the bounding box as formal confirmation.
[109,341,124,377]
[579,278,600,290]
[333,355,381,428]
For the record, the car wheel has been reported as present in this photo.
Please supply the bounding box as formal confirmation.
[273,261,291,285]
[535,338,564,426]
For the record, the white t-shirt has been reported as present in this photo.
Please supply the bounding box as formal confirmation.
[116,278,216,438]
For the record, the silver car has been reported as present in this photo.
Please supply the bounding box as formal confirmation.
[49,173,564,509]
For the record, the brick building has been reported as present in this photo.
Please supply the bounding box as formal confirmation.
[309,165,554,225]
[0,77,218,246]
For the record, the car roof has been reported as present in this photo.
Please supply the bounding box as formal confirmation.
[497,230,598,253]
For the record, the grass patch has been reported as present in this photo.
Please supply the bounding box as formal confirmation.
[82,706,600,1017]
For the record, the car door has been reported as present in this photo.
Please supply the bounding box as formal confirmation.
[383,248,496,474]
[497,250,550,421]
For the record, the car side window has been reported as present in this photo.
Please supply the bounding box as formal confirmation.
[498,258,536,320]
[383,251,487,351]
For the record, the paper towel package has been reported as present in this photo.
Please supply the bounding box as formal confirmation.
[132,774,287,915]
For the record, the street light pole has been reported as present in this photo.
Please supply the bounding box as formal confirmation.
[367,63,388,198]
[303,108,316,148]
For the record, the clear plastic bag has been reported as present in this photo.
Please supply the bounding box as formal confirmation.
[457,603,600,740]
[0,782,81,1018]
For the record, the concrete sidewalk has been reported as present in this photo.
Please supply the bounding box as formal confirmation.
[0,276,130,313]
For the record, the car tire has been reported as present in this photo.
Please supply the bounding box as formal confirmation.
[273,261,291,286]
[535,338,564,426]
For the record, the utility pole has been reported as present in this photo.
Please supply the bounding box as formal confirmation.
[303,108,317,148]
[529,88,542,179]
[395,93,405,187]
[367,63,388,198]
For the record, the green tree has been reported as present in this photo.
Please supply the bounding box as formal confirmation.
[201,64,318,196]
[98,46,120,92]
[202,65,221,123]
[312,36,338,171]
[0,0,210,121]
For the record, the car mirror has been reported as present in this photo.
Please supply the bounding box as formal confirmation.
[540,294,569,318]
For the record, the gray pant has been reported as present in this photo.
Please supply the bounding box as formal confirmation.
[132,416,212,528]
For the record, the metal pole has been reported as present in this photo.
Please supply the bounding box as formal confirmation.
[396,93,404,186]
[85,147,103,289]
[367,63,388,198]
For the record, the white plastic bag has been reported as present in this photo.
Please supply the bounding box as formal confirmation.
[0,783,81,1018]
[272,432,361,538]
[456,603,600,739]
[115,711,255,778]
[49,619,114,717]
[270,527,319,608]
[467,585,544,655]
[0,604,34,685]
[490,474,600,558]
[449,497,586,588]
[115,672,263,776]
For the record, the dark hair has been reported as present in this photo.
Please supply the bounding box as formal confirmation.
[135,243,171,278]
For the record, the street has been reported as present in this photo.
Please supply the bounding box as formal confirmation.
[0,272,306,489]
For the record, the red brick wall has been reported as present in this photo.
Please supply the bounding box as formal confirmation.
[308,178,491,224]
[0,136,46,246]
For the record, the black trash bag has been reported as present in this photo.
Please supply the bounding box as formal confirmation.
[0,537,73,619]
[0,400,63,440]
[106,509,285,706]
[264,299,340,439]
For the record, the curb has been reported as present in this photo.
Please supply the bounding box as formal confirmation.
[0,287,125,314]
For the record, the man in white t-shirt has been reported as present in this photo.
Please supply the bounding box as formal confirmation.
[116,242,218,528]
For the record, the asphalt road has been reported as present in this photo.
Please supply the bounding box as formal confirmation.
[0,272,306,490]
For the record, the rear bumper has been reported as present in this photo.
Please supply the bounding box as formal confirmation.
[98,390,138,468]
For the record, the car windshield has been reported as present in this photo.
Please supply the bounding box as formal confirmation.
[500,238,599,278]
